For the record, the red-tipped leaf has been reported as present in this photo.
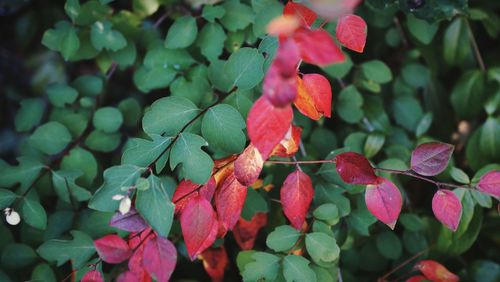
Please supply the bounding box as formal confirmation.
[477,170,500,198]
[280,170,314,230]
[215,173,248,230]
[82,270,103,282]
[335,152,377,184]
[142,236,177,282]
[94,234,132,264]
[336,14,367,53]
[233,213,268,250]
[432,190,462,231]
[294,73,332,120]
[415,260,460,282]
[411,142,454,176]
[365,177,402,229]
[247,97,294,159]
[293,28,345,66]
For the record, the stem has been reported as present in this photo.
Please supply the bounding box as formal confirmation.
[266,159,335,165]
[374,168,472,190]
[465,19,486,72]
[379,247,430,281]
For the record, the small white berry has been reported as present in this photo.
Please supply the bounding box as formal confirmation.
[112,194,125,201]
[118,197,131,215]
[6,210,21,225]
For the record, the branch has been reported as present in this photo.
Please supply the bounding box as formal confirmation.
[465,19,486,72]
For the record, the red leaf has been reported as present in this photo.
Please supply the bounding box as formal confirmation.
[477,170,500,199]
[405,275,427,282]
[336,14,367,53]
[263,39,301,107]
[270,125,302,157]
[247,97,294,159]
[415,260,460,282]
[180,195,218,260]
[335,152,377,185]
[234,144,264,186]
[173,178,216,214]
[233,213,268,250]
[200,247,229,282]
[280,170,314,230]
[142,236,177,282]
[293,28,345,66]
[215,173,248,230]
[283,2,317,27]
[94,234,132,264]
[411,142,454,176]
[117,271,152,282]
[294,74,332,120]
[432,190,462,231]
[365,177,402,229]
[82,270,103,282]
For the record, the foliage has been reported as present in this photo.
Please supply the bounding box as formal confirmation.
[0,0,499,281]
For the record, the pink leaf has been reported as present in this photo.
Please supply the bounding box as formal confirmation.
[215,173,248,230]
[142,236,177,282]
[234,144,264,186]
[283,1,317,27]
[432,190,462,231]
[82,270,103,282]
[110,208,148,233]
[280,170,314,230]
[94,234,132,264]
[336,14,367,53]
[180,195,218,260]
[293,28,345,66]
[173,178,216,214]
[365,177,402,229]
[477,170,500,198]
[411,142,454,176]
[335,152,377,185]
[247,97,294,159]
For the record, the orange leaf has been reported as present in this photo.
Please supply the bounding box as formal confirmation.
[233,213,268,250]
[270,125,303,157]
[415,260,460,282]
[294,74,332,120]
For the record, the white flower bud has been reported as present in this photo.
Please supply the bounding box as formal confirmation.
[6,210,21,225]
[118,197,131,215]
[112,194,125,201]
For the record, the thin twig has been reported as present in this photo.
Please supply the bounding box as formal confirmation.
[266,159,335,165]
[378,247,430,281]
[465,19,486,72]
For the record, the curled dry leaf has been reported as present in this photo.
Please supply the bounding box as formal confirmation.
[215,173,248,231]
[234,144,264,186]
[365,177,402,229]
[411,142,454,176]
[414,260,460,282]
[294,73,332,120]
[432,190,462,231]
[477,170,500,198]
[280,170,314,230]
[233,213,268,250]
[94,234,132,264]
[247,97,294,159]
[336,14,367,53]
[335,152,377,185]
[200,246,229,282]
[270,125,302,157]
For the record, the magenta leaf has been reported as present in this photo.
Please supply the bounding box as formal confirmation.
[81,270,103,282]
[477,170,500,199]
[110,208,148,233]
[365,177,402,229]
[432,190,462,231]
[142,236,177,282]
[94,234,132,264]
[335,152,377,185]
[410,142,454,176]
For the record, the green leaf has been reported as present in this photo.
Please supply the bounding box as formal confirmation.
[313,182,351,217]
[336,85,364,124]
[479,117,500,159]
[133,65,177,93]
[122,135,172,173]
[305,233,340,264]
[346,196,377,236]
[322,54,353,79]
[242,252,281,282]
[361,60,392,84]
[283,255,317,282]
[132,0,160,17]
[72,75,103,97]
[89,165,144,212]
[399,213,424,231]
[30,121,72,155]
[443,17,470,66]
[202,104,246,153]
[118,98,142,126]
[450,167,470,184]
[197,23,227,62]
[313,204,339,226]
[416,112,433,137]
[31,263,57,282]
[376,231,402,259]
[109,41,137,68]
[202,5,226,22]
[392,96,424,132]
[92,107,123,133]
[252,2,283,38]
[209,60,234,92]
[41,21,80,60]
[60,147,98,186]
[0,157,44,192]
[14,98,44,132]
[165,16,198,49]
[143,46,195,70]
[170,133,214,184]
[142,97,199,137]
[20,198,47,230]
[46,84,78,107]
[407,14,439,45]
[224,47,264,90]
[170,77,208,106]
[241,188,269,220]
[85,130,121,152]
[266,225,300,252]
[450,70,486,119]
[1,244,37,269]
[52,170,92,203]
[220,0,255,32]
[401,63,430,88]
[135,175,175,237]
[0,189,17,210]
[90,20,127,51]
[37,230,95,269]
